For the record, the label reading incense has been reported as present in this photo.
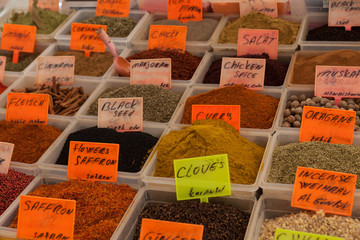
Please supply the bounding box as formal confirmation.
[168,0,203,23]
[0,142,14,175]
[328,0,360,31]
[0,56,6,83]
[240,0,278,17]
[98,97,143,132]
[275,229,344,240]
[291,167,356,216]
[174,154,231,202]
[70,23,107,57]
[220,57,266,90]
[315,65,360,105]
[36,56,75,86]
[139,219,204,240]
[28,0,59,11]
[237,29,279,59]
[17,196,76,240]
[96,0,131,17]
[191,105,241,133]
[130,58,171,89]
[148,25,187,53]
[300,106,355,144]
[67,141,119,183]
[6,92,49,125]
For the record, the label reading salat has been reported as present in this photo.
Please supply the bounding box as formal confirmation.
[240,0,278,17]
[328,0,360,30]
[36,56,75,86]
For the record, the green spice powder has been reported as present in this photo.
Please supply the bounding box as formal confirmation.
[5,53,39,72]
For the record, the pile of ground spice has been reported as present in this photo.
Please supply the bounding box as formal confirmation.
[5,53,39,72]
[81,16,137,37]
[0,121,62,164]
[9,180,137,240]
[203,53,288,86]
[307,25,360,41]
[53,50,113,77]
[133,201,250,240]
[181,85,280,129]
[126,49,201,80]
[0,82,7,94]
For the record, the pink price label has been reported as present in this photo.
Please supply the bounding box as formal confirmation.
[36,56,75,86]
[328,0,360,31]
[220,57,266,90]
[0,142,14,174]
[240,0,278,17]
[29,0,59,12]
[98,97,143,132]
[237,29,279,59]
[315,65,360,105]
[0,56,6,83]
[130,58,172,89]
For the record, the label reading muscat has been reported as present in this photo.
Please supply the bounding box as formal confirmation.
[168,0,203,23]
[0,142,14,175]
[275,229,344,240]
[328,0,360,31]
[240,0,278,17]
[96,0,131,17]
[148,25,187,53]
[36,56,75,86]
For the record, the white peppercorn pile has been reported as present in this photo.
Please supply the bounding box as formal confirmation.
[282,94,360,131]
[258,210,360,240]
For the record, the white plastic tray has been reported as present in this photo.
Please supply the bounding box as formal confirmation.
[0,74,21,98]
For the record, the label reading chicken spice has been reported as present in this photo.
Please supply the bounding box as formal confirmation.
[148,25,187,53]
[36,56,75,86]
[240,0,278,17]
[0,142,14,174]
[168,0,203,23]
[275,228,344,240]
[96,0,131,17]
[328,0,360,31]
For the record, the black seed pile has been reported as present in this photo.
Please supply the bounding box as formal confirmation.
[306,25,360,41]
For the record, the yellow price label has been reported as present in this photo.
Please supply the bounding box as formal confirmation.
[275,229,344,240]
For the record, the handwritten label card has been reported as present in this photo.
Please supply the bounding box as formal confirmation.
[96,0,131,17]
[328,0,360,31]
[192,105,241,133]
[237,29,278,59]
[291,167,356,216]
[130,58,171,89]
[240,0,278,17]
[98,97,143,132]
[6,92,49,125]
[174,154,231,203]
[1,24,37,63]
[70,23,107,57]
[220,57,266,90]
[36,56,75,86]
[28,0,59,12]
[168,0,203,23]
[67,141,119,183]
[300,106,355,144]
[315,65,360,106]
[139,219,204,240]
[17,196,76,240]
[275,229,344,240]
[148,25,187,53]
[0,56,6,83]
[0,142,14,174]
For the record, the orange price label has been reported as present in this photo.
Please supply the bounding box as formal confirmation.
[300,106,355,144]
[240,0,278,17]
[292,166,356,216]
[328,0,360,31]
[139,219,204,240]
[28,0,59,12]
[96,0,130,17]
[0,56,6,83]
[192,105,241,133]
[67,141,119,183]
[237,29,278,59]
[70,23,107,57]
[168,0,203,23]
[0,142,14,175]
[130,58,171,89]
[36,56,75,86]
[17,195,76,240]
[220,57,266,90]
[148,25,187,53]
[6,92,49,125]
[1,24,37,64]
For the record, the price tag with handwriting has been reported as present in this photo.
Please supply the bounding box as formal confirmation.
[237,29,278,59]
[220,57,266,90]
[98,97,143,132]
[275,229,344,240]
[28,0,59,11]
[328,0,360,31]
[36,56,75,86]
[70,23,107,57]
[0,142,14,174]
[1,24,37,63]
[192,105,240,133]
[240,0,278,17]
[96,0,131,17]
[0,56,6,83]
[174,154,231,203]
[148,25,187,53]
[139,219,204,240]
[67,141,119,183]
[130,58,171,89]
[17,196,76,240]
[6,92,49,125]
[292,166,356,216]
[300,106,355,144]
[168,0,203,23]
